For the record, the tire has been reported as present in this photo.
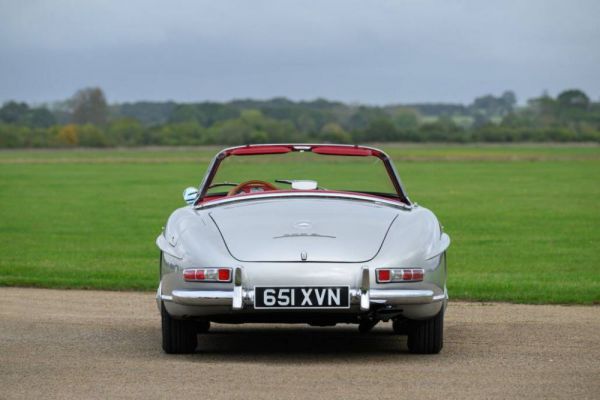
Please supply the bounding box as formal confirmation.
[195,319,211,334]
[407,308,444,354]
[392,318,410,335]
[161,302,198,354]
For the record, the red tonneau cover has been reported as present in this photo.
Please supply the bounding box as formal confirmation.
[312,146,373,156]
[227,144,380,157]
[229,145,292,155]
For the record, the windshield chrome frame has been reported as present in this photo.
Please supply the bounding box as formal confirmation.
[194,144,412,206]
[194,191,413,211]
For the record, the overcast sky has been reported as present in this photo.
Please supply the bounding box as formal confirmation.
[1,0,599,105]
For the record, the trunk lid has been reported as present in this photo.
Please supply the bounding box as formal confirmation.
[208,198,398,262]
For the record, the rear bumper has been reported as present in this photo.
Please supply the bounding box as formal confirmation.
[159,287,446,308]
[158,262,448,321]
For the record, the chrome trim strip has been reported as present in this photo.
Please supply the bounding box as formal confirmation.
[369,289,435,305]
[171,290,232,306]
[195,191,412,211]
[360,267,370,311]
[432,293,446,301]
[164,288,444,307]
[232,267,243,309]
[432,287,449,302]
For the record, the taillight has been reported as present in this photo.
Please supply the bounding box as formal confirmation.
[183,268,232,282]
[376,268,424,283]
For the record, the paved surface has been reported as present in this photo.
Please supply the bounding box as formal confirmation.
[1,288,598,399]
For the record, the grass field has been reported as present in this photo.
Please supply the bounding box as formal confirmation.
[1,145,599,304]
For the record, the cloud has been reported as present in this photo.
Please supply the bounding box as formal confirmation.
[0,0,598,103]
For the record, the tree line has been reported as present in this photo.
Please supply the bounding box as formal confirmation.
[1,88,599,148]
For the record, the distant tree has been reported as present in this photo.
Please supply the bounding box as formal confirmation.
[501,91,517,109]
[404,103,467,117]
[113,101,177,125]
[391,108,419,130]
[347,107,388,131]
[78,124,109,147]
[2,90,599,148]
[557,89,590,110]
[360,118,399,142]
[420,116,467,142]
[169,103,239,126]
[56,124,79,146]
[295,113,318,133]
[71,87,108,125]
[470,93,514,119]
[527,94,558,125]
[204,109,299,145]
[500,111,535,129]
[208,116,254,145]
[168,104,199,123]
[48,100,73,124]
[106,118,145,146]
[554,89,592,131]
[319,122,352,143]
[157,121,206,145]
[0,123,24,147]
[29,108,56,127]
[472,113,490,129]
[0,101,29,124]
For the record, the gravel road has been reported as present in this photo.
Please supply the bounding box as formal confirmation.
[1,288,598,399]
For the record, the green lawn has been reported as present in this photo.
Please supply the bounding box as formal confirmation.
[0,145,599,303]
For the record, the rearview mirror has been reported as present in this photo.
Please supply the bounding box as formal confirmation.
[291,180,318,190]
[183,187,198,205]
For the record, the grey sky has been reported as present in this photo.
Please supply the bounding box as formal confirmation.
[1,0,599,105]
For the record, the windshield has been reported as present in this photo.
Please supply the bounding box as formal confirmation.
[206,150,398,197]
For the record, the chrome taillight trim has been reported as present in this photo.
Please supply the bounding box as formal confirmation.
[376,268,425,283]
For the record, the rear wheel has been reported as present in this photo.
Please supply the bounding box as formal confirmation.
[195,319,211,333]
[407,308,444,354]
[392,318,410,335]
[161,302,197,354]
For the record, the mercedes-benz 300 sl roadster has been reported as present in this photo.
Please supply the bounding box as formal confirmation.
[156,144,450,354]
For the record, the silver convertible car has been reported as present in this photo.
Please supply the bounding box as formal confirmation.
[156,144,450,354]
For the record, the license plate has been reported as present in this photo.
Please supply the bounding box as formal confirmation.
[254,286,350,309]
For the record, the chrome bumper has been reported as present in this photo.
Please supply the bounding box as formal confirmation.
[160,288,446,309]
